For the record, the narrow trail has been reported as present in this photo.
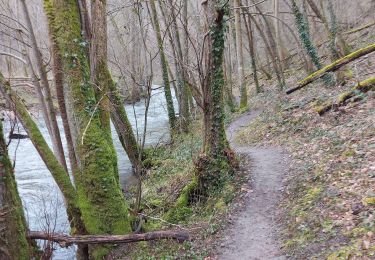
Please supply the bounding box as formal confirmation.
[217,111,288,260]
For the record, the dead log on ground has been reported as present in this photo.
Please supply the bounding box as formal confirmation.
[314,77,375,115]
[286,43,375,94]
[27,230,189,247]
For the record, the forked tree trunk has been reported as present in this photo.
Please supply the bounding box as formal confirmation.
[164,0,190,132]
[252,1,286,89]
[43,0,132,258]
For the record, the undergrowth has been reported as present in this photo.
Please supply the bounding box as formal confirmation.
[110,120,247,259]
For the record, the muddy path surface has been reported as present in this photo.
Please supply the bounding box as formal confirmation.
[216,111,289,260]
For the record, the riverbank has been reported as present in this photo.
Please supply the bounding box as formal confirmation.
[109,117,255,259]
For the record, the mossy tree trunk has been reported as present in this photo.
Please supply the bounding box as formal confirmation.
[0,113,32,260]
[149,0,177,135]
[0,74,86,236]
[43,0,131,258]
[20,0,68,172]
[165,0,191,133]
[90,0,142,179]
[91,0,142,175]
[286,43,375,94]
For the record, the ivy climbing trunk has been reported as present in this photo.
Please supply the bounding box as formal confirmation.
[43,0,131,258]
[291,0,333,86]
[149,0,177,134]
[196,0,236,193]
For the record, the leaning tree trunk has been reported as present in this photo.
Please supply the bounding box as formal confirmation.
[43,0,131,258]
[0,74,86,236]
[149,0,177,134]
[252,1,286,89]
[20,0,68,172]
[0,96,32,259]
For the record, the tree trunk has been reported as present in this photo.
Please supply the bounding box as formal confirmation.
[162,0,191,133]
[20,0,68,172]
[43,0,132,258]
[149,0,177,134]
[234,0,247,108]
[196,0,236,194]
[243,11,261,93]
[47,19,78,174]
[286,43,375,94]
[28,229,189,245]
[251,1,286,89]
[291,0,333,86]
[0,74,85,236]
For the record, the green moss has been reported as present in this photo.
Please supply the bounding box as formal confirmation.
[0,109,33,259]
[165,178,198,223]
[338,92,352,103]
[0,79,86,234]
[362,197,375,206]
[342,149,356,157]
[43,0,132,257]
[150,0,176,133]
[343,69,354,80]
[326,241,374,260]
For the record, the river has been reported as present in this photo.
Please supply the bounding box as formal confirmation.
[4,89,174,259]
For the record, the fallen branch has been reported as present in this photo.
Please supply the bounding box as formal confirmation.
[344,21,375,35]
[314,77,375,115]
[27,230,189,247]
[286,43,375,94]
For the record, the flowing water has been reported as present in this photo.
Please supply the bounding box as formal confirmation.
[3,89,174,259]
